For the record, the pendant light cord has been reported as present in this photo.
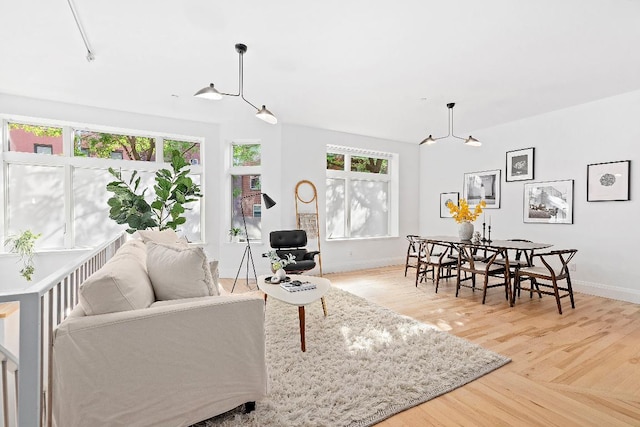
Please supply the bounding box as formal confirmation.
[67,0,95,61]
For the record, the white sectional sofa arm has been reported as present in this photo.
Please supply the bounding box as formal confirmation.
[53,294,267,427]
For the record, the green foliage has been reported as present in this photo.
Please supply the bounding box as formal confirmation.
[9,123,62,137]
[5,230,41,281]
[229,227,242,236]
[106,150,202,233]
[232,144,261,166]
[75,130,155,160]
[164,139,199,162]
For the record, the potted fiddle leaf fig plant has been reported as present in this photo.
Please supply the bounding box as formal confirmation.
[106,150,202,233]
[5,229,41,281]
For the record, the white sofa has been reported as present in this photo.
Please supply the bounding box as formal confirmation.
[52,233,267,426]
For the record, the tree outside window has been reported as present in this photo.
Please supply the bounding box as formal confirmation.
[74,130,156,161]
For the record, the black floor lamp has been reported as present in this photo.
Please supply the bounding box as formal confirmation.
[231,192,276,292]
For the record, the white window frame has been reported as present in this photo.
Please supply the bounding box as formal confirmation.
[326,144,399,240]
[0,115,205,249]
[228,140,262,241]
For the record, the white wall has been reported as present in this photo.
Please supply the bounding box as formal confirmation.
[420,90,640,303]
[216,121,421,278]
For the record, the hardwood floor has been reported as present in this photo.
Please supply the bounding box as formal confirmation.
[222,265,640,426]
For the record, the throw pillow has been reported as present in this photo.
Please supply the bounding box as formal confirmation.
[146,242,219,300]
[79,255,155,315]
[137,229,183,245]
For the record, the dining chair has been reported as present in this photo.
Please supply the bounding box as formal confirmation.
[404,235,420,276]
[514,249,578,314]
[415,240,457,291]
[455,244,511,304]
[494,239,538,298]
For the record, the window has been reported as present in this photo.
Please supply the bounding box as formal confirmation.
[2,118,205,249]
[8,123,63,155]
[34,144,53,154]
[249,175,261,190]
[73,129,156,161]
[230,142,263,240]
[326,145,396,239]
[164,139,200,164]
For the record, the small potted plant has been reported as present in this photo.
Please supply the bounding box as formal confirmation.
[229,227,243,243]
[5,229,41,281]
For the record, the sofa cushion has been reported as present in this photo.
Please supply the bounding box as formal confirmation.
[146,242,219,300]
[79,248,155,316]
[137,229,183,245]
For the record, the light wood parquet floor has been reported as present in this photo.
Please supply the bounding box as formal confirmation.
[222,265,640,426]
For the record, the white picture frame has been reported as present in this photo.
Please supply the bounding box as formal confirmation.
[587,160,630,201]
[440,192,459,218]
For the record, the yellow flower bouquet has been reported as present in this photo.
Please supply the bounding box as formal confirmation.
[446,199,486,223]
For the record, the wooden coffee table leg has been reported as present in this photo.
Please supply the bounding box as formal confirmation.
[298,306,306,352]
[321,296,328,317]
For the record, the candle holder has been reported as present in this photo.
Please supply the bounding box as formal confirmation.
[481,222,487,242]
[487,225,492,243]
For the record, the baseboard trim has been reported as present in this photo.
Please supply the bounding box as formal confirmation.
[573,280,640,304]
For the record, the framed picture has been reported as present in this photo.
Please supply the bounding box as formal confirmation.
[440,192,459,218]
[506,147,534,181]
[463,169,501,209]
[523,179,574,224]
[587,160,631,201]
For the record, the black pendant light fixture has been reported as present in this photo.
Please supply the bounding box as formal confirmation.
[195,43,277,124]
[420,103,481,147]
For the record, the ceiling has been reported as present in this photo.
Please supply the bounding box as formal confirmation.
[2,0,640,144]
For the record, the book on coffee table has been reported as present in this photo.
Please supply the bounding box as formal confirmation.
[280,281,317,292]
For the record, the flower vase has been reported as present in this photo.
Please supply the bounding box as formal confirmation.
[458,221,474,240]
[275,268,287,281]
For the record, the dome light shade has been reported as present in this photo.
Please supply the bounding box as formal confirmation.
[194,83,223,100]
[464,136,482,147]
[419,135,437,145]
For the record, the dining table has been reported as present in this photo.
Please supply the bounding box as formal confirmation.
[418,235,553,305]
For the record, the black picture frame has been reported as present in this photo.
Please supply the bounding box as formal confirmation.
[505,147,534,182]
[587,160,631,201]
[440,192,459,218]
[463,169,501,209]
[523,179,574,224]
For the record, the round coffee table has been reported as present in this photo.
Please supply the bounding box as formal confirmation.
[257,274,331,352]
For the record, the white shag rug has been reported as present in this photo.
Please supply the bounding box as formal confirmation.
[194,287,510,427]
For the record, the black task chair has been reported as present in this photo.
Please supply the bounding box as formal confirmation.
[269,230,320,273]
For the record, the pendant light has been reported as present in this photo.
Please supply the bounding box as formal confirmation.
[195,43,277,124]
[420,103,481,146]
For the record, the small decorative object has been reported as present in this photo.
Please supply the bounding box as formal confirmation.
[523,180,574,224]
[463,169,501,209]
[229,227,242,243]
[447,199,487,240]
[440,192,459,218]
[506,148,535,182]
[5,229,41,281]
[587,160,630,201]
[266,250,296,283]
[472,231,482,244]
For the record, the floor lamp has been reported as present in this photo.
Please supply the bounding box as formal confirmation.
[231,192,276,292]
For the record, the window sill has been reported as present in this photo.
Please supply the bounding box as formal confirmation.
[326,235,398,242]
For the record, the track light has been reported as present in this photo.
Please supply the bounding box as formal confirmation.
[195,43,277,124]
[419,103,481,147]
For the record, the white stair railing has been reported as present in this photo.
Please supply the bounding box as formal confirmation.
[0,232,127,427]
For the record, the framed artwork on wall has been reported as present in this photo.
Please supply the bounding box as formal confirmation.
[463,169,501,209]
[440,192,459,218]
[587,160,631,201]
[523,179,574,224]
[506,147,534,181]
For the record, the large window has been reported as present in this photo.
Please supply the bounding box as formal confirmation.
[1,118,205,249]
[326,145,396,239]
[230,143,263,240]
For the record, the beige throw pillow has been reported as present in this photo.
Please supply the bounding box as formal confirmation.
[146,242,219,300]
[137,229,182,245]
[79,253,155,315]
